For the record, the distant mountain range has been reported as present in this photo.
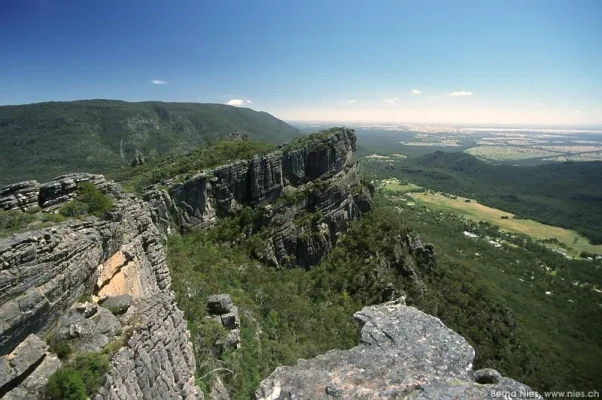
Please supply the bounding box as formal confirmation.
[0,100,300,185]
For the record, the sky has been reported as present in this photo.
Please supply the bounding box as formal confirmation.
[1,0,601,125]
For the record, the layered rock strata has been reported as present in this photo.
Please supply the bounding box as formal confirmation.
[145,129,373,268]
[0,175,201,399]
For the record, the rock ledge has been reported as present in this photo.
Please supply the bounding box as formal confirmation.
[256,301,538,399]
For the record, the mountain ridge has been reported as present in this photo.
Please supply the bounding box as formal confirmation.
[0,99,300,185]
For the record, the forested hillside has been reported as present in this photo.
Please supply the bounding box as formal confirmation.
[167,196,602,397]
[0,100,300,185]
[366,151,602,244]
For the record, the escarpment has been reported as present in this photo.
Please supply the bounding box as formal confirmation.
[145,128,374,268]
[0,173,200,399]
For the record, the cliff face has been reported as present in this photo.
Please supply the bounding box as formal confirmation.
[0,174,200,399]
[145,129,373,268]
[256,300,538,400]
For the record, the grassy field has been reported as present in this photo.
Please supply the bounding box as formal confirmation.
[381,181,422,193]
[379,179,602,257]
[465,145,559,161]
[409,191,602,257]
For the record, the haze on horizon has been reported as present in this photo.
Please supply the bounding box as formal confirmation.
[1,0,601,126]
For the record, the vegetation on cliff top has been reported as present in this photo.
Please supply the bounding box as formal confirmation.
[280,126,348,151]
[59,182,114,218]
[0,100,300,185]
[110,139,276,192]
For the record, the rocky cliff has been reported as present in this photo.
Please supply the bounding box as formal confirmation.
[256,300,538,400]
[0,173,200,399]
[144,128,373,268]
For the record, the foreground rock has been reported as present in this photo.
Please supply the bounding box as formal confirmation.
[256,301,538,400]
[0,176,201,399]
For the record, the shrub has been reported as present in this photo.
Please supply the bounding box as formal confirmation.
[59,201,89,218]
[44,368,87,400]
[49,340,73,360]
[44,352,110,399]
[41,212,68,223]
[74,352,110,394]
[0,210,36,234]
[76,182,113,217]
[58,182,113,219]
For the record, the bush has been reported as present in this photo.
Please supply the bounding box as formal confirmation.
[0,210,36,234]
[49,340,73,360]
[74,352,110,394]
[59,201,89,218]
[44,352,109,399]
[58,182,113,219]
[76,182,113,217]
[45,368,87,400]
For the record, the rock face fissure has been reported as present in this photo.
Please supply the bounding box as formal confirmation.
[256,301,539,400]
[145,128,374,268]
[0,174,201,399]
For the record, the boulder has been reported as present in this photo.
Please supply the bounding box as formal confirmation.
[0,334,46,392]
[256,302,537,400]
[207,294,234,315]
[100,294,133,315]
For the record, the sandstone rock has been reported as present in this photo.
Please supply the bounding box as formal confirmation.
[0,334,46,393]
[13,353,62,396]
[209,375,231,400]
[256,302,537,400]
[0,176,201,399]
[474,368,503,384]
[220,306,240,330]
[95,294,202,400]
[0,182,171,354]
[229,131,249,142]
[0,180,40,212]
[100,294,134,315]
[208,294,234,314]
[146,128,371,265]
[207,295,241,355]
[54,306,121,352]
[381,282,396,302]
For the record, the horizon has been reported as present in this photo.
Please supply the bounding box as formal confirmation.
[1,0,601,125]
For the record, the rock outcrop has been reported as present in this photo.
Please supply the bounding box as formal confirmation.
[95,294,199,400]
[256,301,538,400]
[145,128,374,268]
[0,173,116,212]
[207,294,241,355]
[0,175,201,399]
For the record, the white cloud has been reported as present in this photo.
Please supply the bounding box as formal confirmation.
[446,91,473,96]
[573,110,580,113]
[347,99,357,103]
[381,98,399,103]
[411,89,421,94]
[151,80,167,85]
[227,98,252,106]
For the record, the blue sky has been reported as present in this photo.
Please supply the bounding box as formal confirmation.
[1,0,601,124]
